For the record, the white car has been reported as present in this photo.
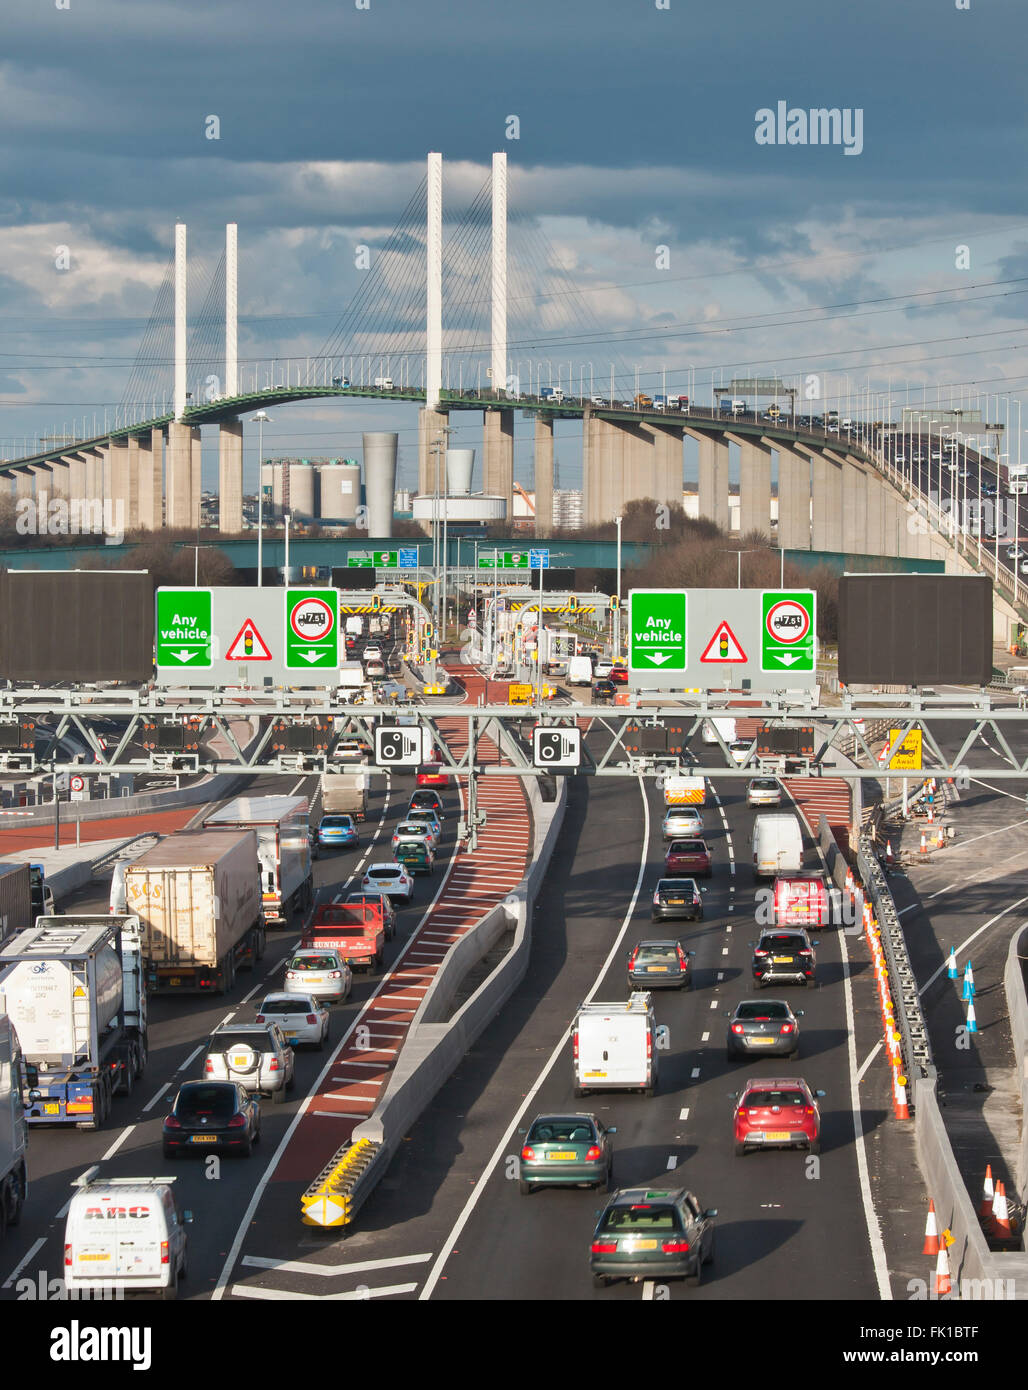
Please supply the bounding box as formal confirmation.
[663,806,703,839]
[283,948,352,1003]
[361,862,414,902]
[404,809,441,845]
[593,660,614,680]
[255,993,330,1050]
[363,644,383,662]
[729,740,752,766]
[747,777,782,808]
[391,822,435,854]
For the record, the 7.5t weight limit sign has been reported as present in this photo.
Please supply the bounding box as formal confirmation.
[285,589,338,669]
[761,591,815,672]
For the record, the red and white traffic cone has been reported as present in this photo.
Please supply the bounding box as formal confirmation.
[920,831,928,854]
[923,1199,940,1255]
[980,1165,995,1219]
[894,1075,910,1120]
[845,867,855,897]
[885,840,894,866]
[934,1242,952,1297]
[992,1181,1013,1242]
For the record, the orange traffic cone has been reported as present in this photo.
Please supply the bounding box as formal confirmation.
[992,1181,1013,1242]
[845,867,855,896]
[934,1242,952,1296]
[885,840,894,866]
[980,1165,995,1219]
[920,831,928,854]
[923,1199,940,1255]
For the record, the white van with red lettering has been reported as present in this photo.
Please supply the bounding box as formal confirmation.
[63,1168,192,1299]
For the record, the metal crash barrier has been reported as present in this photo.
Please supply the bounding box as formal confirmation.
[300,1137,383,1228]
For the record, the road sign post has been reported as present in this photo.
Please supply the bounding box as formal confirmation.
[155,590,213,670]
[285,589,339,671]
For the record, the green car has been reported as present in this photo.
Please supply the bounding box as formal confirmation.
[396,840,435,876]
[590,1187,717,1288]
[518,1113,615,1194]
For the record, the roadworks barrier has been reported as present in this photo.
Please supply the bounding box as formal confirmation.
[300,1138,384,1228]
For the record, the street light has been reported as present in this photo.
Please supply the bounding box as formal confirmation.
[719,548,762,589]
[254,410,271,587]
[615,515,623,656]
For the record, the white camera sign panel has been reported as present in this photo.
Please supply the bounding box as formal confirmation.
[533,726,581,769]
[375,725,431,767]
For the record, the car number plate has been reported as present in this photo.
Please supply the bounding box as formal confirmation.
[765,1130,791,1141]
[548,1151,577,1161]
[668,898,685,905]
[773,956,793,963]
[78,1253,111,1262]
[190,1135,218,1143]
[43,1102,60,1115]
[749,1036,776,1045]
[169,978,182,987]
[623,1239,658,1251]
[648,965,669,972]
[584,1070,606,1077]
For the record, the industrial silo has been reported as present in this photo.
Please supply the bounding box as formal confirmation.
[363,432,398,537]
[446,448,475,495]
[260,461,283,520]
[317,461,361,524]
[287,459,316,522]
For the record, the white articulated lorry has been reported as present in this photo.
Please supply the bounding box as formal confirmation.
[125,831,265,995]
[203,795,313,927]
[0,995,27,1235]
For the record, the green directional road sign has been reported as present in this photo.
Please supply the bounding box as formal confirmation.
[373,550,398,567]
[156,589,213,669]
[478,555,497,569]
[285,589,338,670]
[347,556,374,568]
[628,590,688,673]
[761,590,816,672]
[505,552,528,569]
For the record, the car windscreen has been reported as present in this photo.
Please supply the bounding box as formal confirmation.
[176,1085,237,1117]
[743,1089,807,1108]
[289,955,338,970]
[528,1119,597,1143]
[752,780,778,790]
[669,840,705,853]
[666,808,698,819]
[635,945,679,962]
[760,935,806,951]
[321,816,354,829]
[395,824,426,835]
[261,998,312,1015]
[736,1002,790,1020]
[209,1031,273,1053]
[369,868,401,879]
[601,1205,680,1233]
[657,880,695,894]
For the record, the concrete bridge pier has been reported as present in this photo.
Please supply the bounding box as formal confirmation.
[110,439,135,533]
[63,455,85,508]
[166,422,200,530]
[727,434,773,537]
[136,430,163,531]
[802,446,844,552]
[418,407,450,495]
[534,415,553,536]
[483,408,514,518]
[644,421,684,515]
[834,453,868,554]
[584,415,684,525]
[47,459,70,499]
[219,418,243,534]
[688,429,730,531]
[776,445,811,550]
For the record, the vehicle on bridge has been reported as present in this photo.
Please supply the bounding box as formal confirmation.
[539,386,565,403]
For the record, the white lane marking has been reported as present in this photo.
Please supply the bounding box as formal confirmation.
[142,1081,172,1113]
[241,1252,432,1276]
[967,778,1025,804]
[231,1282,418,1301]
[100,1124,135,1162]
[310,1110,369,1118]
[175,1045,203,1073]
[212,791,465,1302]
[679,1107,690,1120]
[725,924,732,932]
[333,1059,391,1068]
[240,982,264,1004]
[855,1042,883,1084]
[709,1000,718,1009]
[897,904,918,917]
[701,1032,710,1042]
[838,923,893,1299]
[289,775,308,796]
[690,1067,701,1078]
[918,894,1028,996]
[722,947,729,955]
[419,775,651,1301]
[716,972,724,982]
[641,1280,655,1300]
[666,1155,678,1170]
[219,1012,235,1027]
[2,1237,47,1289]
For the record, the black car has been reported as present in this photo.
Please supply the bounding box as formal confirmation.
[752,927,817,987]
[627,939,695,991]
[344,890,398,940]
[726,998,802,1060]
[592,679,616,704]
[651,877,703,922]
[163,1081,260,1159]
[408,789,445,818]
[591,1187,716,1288]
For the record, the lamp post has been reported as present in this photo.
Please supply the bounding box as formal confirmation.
[254,410,271,587]
[719,548,762,589]
[615,514,623,656]
[284,512,291,583]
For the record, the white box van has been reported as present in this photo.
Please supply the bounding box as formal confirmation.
[752,813,804,878]
[64,1168,191,1299]
[702,717,736,745]
[573,993,657,1096]
[374,376,394,390]
[566,655,594,686]
[345,616,363,637]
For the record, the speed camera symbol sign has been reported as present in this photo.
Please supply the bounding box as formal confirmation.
[375,726,427,766]
[533,726,581,768]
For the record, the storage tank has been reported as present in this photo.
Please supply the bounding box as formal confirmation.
[260,461,284,520]
[446,448,475,495]
[287,460,316,522]
[363,432,398,537]
[318,462,361,523]
[0,941,121,1061]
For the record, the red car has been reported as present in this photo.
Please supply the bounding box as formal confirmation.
[417,759,449,787]
[665,838,712,878]
[610,665,628,685]
[733,1076,824,1156]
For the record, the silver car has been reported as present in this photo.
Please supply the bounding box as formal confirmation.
[663,806,703,839]
[747,778,782,808]
[726,999,802,1060]
[283,948,352,1003]
[204,1024,295,1103]
[256,993,330,1050]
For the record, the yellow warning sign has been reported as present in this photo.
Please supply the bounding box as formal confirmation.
[73,986,86,997]
[888,728,922,770]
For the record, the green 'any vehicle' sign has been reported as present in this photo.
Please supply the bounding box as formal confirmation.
[156,589,212,668]
[629,590,688,671]
[285,589,338,669]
